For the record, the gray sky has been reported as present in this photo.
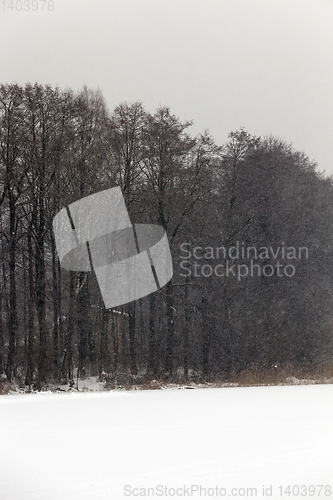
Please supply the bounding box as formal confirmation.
[1,0,333,175]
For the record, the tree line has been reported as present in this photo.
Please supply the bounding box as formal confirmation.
[1,82,333,388]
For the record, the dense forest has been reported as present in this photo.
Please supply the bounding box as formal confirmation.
[1,82,333,389]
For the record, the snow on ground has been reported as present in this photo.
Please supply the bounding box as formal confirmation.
[0,385,332,500]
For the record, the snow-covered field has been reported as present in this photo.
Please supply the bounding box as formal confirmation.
[0,384,332,500]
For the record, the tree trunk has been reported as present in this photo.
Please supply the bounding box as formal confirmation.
[202,296,210,379]
[77,272,91,377]
[110,311,118,376]
[36,194,47,387]
[6,196,17,381]
[128,301,137,375]
[148,292,158,376]
[164,280,174,376]
[25,219,35,387]
[139,298,145,367]
[57,261,63,356]
[183,276,189,380]
[121,307,128,370]
[51,229,59,379]
[99,306,109,374]
[61,271,75,381]
[0,289,4,375]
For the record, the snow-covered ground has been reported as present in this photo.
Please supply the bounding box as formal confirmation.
[0,384,332,500]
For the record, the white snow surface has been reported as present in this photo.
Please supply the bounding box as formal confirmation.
[0,384,332,499]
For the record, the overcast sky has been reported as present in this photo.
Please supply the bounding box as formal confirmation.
[1,0,333,175]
